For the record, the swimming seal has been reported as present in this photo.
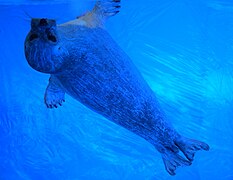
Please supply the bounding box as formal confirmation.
[24,0,209,175]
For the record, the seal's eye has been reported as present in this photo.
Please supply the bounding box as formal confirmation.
[29,34,38,41]
[47,33,57,42]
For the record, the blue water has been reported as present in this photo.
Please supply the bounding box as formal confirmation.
[0,0,233,179]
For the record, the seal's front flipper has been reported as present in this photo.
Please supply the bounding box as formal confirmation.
[174,136,210,162]
[44,75,65,108]
[161,149,192,176]
[93,0,121,17]
[77,0,121,28]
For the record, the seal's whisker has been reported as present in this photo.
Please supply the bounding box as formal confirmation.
[20,8,33,22]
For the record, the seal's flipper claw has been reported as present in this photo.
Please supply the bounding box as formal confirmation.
[162,150,192,176]
[94,0,121,17]
[44,75,65,109]
[175,137,210,162]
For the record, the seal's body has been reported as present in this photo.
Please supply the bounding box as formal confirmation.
[54,25,175,146]
[24,0,209,175]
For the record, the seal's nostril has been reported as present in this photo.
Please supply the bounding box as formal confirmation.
[39,18,48,26]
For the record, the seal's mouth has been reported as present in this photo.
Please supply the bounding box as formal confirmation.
[27,18,58,43]
[39,18,48,26]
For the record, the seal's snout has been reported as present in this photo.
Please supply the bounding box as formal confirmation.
[39,18,48,26]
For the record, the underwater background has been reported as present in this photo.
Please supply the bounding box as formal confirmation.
[0,0,232,179]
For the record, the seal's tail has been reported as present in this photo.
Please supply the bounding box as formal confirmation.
[175,136,210,161]
[161,136,209,175]
[161,149,192,176]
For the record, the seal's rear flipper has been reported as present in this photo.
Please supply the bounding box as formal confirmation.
[162,150,192,176]
[160,136,209,175]
[174,136,210,162]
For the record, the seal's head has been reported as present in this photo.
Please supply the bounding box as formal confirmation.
[24,18,68,74]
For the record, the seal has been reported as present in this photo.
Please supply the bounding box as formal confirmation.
[24,0,209,175]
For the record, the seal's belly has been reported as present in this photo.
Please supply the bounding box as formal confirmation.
[56,27,169,139]
[57,55,161,137]
[59,61,155,119]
